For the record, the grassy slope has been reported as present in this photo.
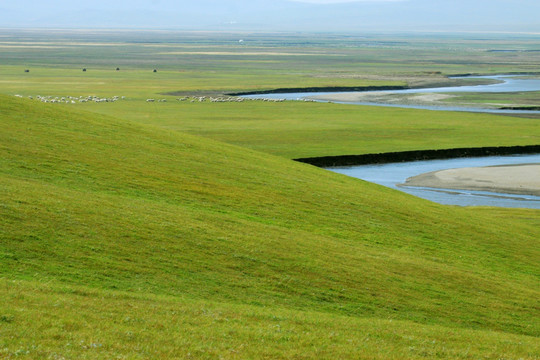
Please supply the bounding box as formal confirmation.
[3,281,539,359]
[1,95,539,358]
[2,65,538,160]
[83,99,540,159]
[2,33,539,161]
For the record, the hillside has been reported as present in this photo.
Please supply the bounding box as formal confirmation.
[0,95,538,358]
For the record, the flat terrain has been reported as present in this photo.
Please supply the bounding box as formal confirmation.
[310,91,457,105]
[403,164,540,196]
[308,83,540,114]
[1,31,539,159]
[445,90,540,110]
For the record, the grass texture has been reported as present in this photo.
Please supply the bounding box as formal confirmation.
[1,95,538,358]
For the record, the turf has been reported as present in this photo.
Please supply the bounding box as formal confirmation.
[1,30,540,358]
[444,91,540,108]
[80,99,540,158]
[2,58,539,159]
[1,95,538,358]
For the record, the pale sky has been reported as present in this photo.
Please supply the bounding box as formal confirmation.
[290,0,403,3]
[1,0,539,33]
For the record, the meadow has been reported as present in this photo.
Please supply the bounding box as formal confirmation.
[2,30,539,158]
[0,29,539,358]
[443,90,540,110]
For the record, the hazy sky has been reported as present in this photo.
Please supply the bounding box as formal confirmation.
[291,0,403,3]
[1,0,539,33]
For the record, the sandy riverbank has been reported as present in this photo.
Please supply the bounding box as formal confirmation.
[308,91,457,106]
[401,163,540,196]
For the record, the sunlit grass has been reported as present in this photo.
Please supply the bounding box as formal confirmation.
[1,30,539,358]
[1,279,538,359]
[0,95,538,357]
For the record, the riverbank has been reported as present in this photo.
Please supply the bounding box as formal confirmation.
[401,164,540,196]
[297,145,540,167]
[238,75,540,115]
[227,76,501,97]
[308,91,459,107]
[227,85,408,96]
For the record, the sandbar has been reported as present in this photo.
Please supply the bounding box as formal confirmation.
[307,91,456,105]
[401,163,540,196]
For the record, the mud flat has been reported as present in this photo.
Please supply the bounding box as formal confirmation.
[402,164,540,196]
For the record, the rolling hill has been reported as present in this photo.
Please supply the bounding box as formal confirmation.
[0,94,538,358]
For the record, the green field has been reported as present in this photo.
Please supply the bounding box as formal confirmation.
[1,30,539,359]
[443,91,540,110]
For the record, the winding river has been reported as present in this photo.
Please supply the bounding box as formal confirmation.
[328,155,540,209]
[244,75,540,114]
[245,75,540,208]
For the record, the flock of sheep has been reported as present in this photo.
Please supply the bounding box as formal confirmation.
[16,94,125,104]
[146,96,287,103]
[15,94,293,105]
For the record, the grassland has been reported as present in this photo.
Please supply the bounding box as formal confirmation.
[1,30,539,358]
[2,30,540,158]
[78,100,540,158]
[2,94,539,358]
[443,91,540,109]
[2,66,539,159]
[2,30,540,94]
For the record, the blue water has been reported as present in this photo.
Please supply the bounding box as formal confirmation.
[243,75,540,114]
[244,76,540,207]
[328,154,540,208]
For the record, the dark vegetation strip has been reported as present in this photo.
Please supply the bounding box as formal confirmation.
[295,145,540,168]
[500,106,540,111]
[227,85,408,96]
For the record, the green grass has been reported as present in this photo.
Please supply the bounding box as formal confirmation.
[3,67,539,159]
[444,91,540,108]
[79,99,540,158]
[1,95,539,358]
[1,30,539,358]
[0,65,402,97]
[2,31,539,160]
[2,30,540,100]
[2,280,539,359]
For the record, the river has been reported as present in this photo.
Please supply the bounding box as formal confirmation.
[244,75,540,208]
[243,75,540,114]
[328,154,540,209]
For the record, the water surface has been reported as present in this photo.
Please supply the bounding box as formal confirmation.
[244,75,540,114]
[244,76,540,207]
[328,154,540,208]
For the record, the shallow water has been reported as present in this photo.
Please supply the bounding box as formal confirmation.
[244,75,540,114]
[327,154,540,208]
[244,76,540,207]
